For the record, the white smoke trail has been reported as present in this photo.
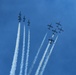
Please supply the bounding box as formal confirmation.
[40,36,58,75]
[19,25,25,75]
[10,23,21,75]
[35,42,50,75]
[25,29,30,75]
[28,33,47,75]
[52,34,54,38]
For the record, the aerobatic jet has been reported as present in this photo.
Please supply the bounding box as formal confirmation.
[18,11,21,22]
[48,38,54,44]
[47,24,53,30]
[58,28,64,32]
[23,16,25,22]
[58,27,64,33]
[52,29,57,33]
[56,22,61,26]
[28,20,30,26]
[48,24,53,28]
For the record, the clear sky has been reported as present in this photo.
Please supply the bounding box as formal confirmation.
[0,0,76,75]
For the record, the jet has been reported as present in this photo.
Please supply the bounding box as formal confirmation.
[52,29,57,33]
[28,20,30,26]
[48,38,54,44]
[47,24,53,30]
[47,24,53,28]
[23,16,26,22]
[56,22,61,26]
[18,11,21,22]
[58,28,64,33]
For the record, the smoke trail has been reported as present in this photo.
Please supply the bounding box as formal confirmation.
[40,36,58,75]
[52,34,54,38]
[35,42,50,75]
[25,29,30,75]
[19,25,25,75]
[28,33,47,75]
[10,23,21,75]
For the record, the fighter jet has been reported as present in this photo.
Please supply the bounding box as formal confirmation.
[28,20,30,26]
[18,11,21,22]
[47,24,53,30]
[23,16,26,22]
[58,27,64,33]
[52,29,57,33]
[48,38,54,44]
[48,24,53,28]
[56,22,61,26]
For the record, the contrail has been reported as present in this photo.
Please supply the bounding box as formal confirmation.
[28,33,47,75]
[10,23,21,75]
[25,29,30,75]
[19,25,25,75]
[40,36,58,75]
[35,42,50,75]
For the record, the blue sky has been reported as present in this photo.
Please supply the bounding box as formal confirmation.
[0,0,76,75]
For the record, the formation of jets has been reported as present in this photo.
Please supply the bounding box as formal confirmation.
[47,22,64,44]
[18,12,30,26]
[18,12,64,44]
